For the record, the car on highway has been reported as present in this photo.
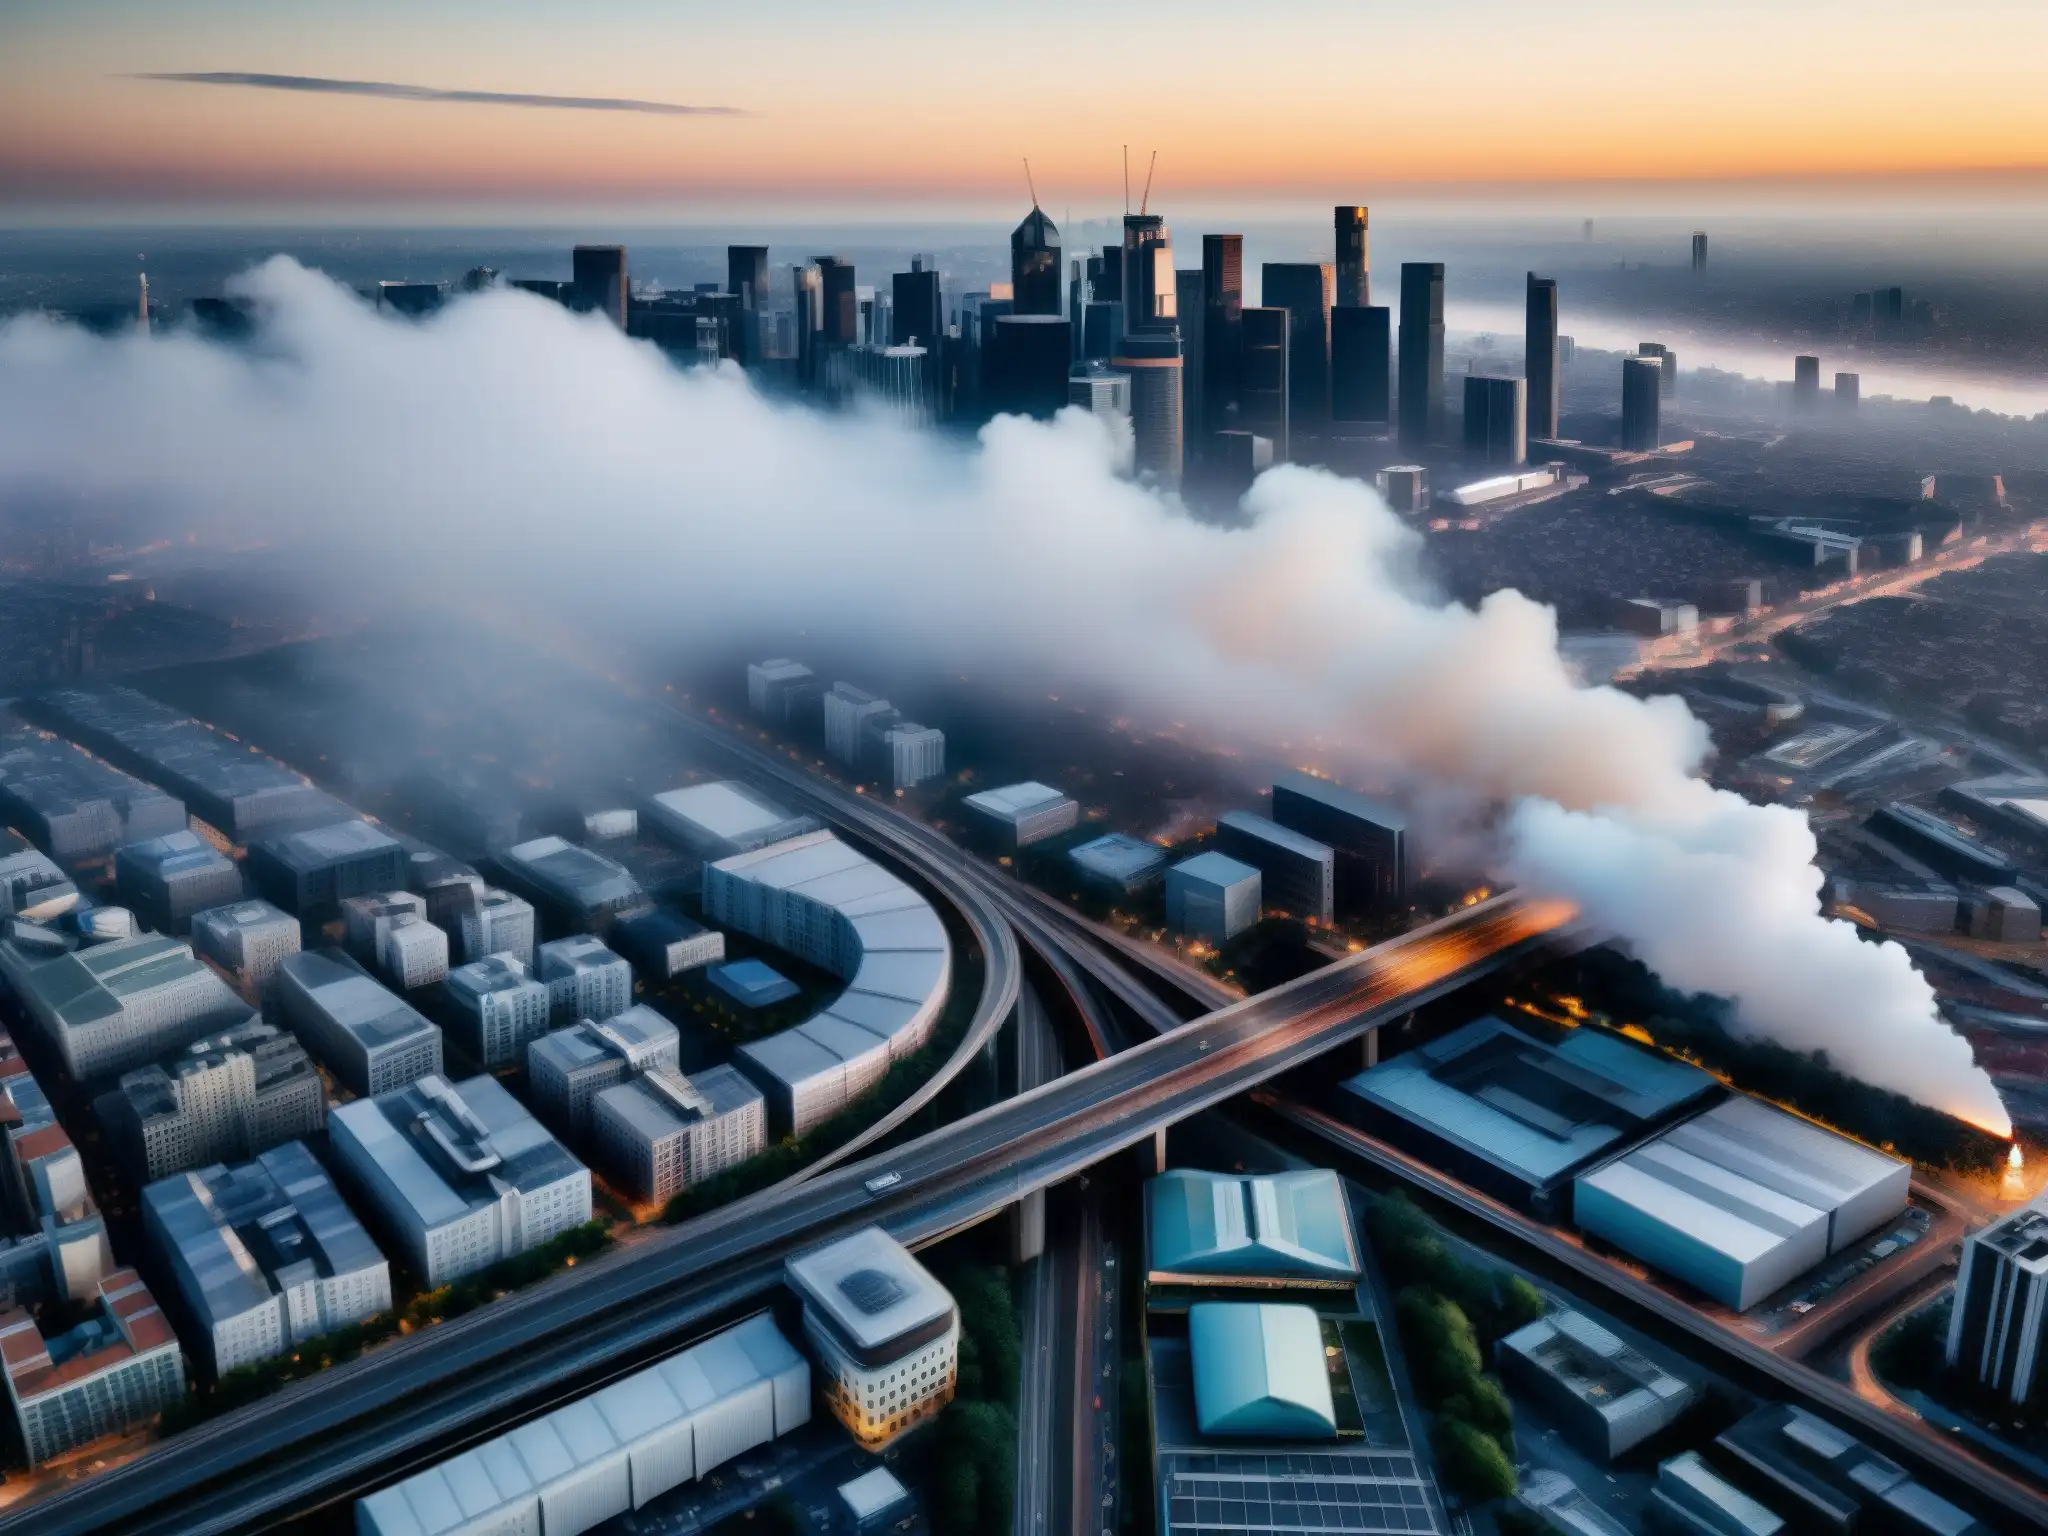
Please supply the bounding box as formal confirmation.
[863,1171,903,1196]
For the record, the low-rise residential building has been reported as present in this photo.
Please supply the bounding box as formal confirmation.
[273,950,443,1098]
[0,1270,185,1465]
[328,1074,590,1288]
[189,899,300,995]
[787,1225,958,1449]
[100,1019,324,1183]
[537,934,634,1025]
[591,1065,765,1203]
[527,1008,680,1137]
[114,830,243,934]
[443,952,550,1068]
[142,1141,390,1375]
[0,928,249,1082]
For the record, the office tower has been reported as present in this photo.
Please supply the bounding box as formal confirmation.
[537,935,633,1025]
[1081,301,1124,361]
[456,888,534,966]
[115,829,243,934]
[1215,811,1334,925]
[1525,274,1560,440]
[592,1064,765,1203]
[1262,263,1334,427]
[1637,341,1676,397]
[1176,271,1205,455]
[1335,206,1370,307]
[274,950,442,1097]
[1011,206,1061,315]
[444,953,549,1068]
[247,819,408,919]
[0,931,246,1082]
[528,1009,680,1136]
[987,315,1072,417]
[787,1226,959,1450]
[1691,231,1708,270]
[102,1020,325,1183]
[142,1141,390,1375]
[1210,431,1273,501]
[1948,1192,2048,1405]
[1794,354,1821,409]
[817,257,858,347]
[727,245,770,311]
[824,683,894,765]
[328,1074,590,1288]
[190,899,299,996]
[571,245,628,328]
[792,263,822,386]
[1201,234,1244,437]
[0,1271,184,1466]
[1329,305,1391,424]
[1271,771,1409,910]
[1462,376,1529,466]
[1621,356,1663,451]
[1836,371,1860,409]
[1069,361,1133,423]
[1095,244,1123,304]
[1239,307,1290,460]
[1121,215,1175,332]
[891,260,942,346]
[1396,263,1445,450]
[1111,330,1185,488]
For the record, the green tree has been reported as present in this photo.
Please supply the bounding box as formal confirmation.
[1440,1375,1514,1443]
[1432,1417,1517,1502]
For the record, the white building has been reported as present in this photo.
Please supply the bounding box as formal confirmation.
[274,950,442,1097]
[104,1018,324,1183]
[0,1270,185,1466]
[356,1312,809,1536]
[142,1141,390,1375]
[786,1225,958,1449]
[342,891,425,964]
[1946,1191,2048,1405]
[0,841,79,921]
[114,829,243,934]
[1164,852,1262,942]
[537,935,634,1025]
[706,832,951,1136]
[444,952,551,1068]
[328,1074,590,1289]
[823,683,895,767]
[646,781,819,861]
[867,721,945,791]
[748,657,816,718]
[528,1009,681,1137]
[1574,1096,1911,1311]
[960,781,1079,851]
[454,887,535,967]
[190,899,301,995]
[591,1065,765,1203]
[0,930,248,1081]
[377,914,449,991]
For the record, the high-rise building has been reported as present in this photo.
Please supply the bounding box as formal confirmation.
[987,315,1072,417]
[1691,231,1708,270]
[727,246,770,310]
[1068,361,1133,425]
[1329,305,1391,425]
[817,257,858,348]
[1262,263,1334,427]
[891,260,942,346]
[1794,354,1822,409]
[102,1019,324,1184]
[1010,207,1061,316]
[592,1065,765,1204]
[0,1270,184,1466]
[1397,263,1445,450]
[1947,1192,2048,1405]
[1080,301,1124,361]
[1239,307,1290,461]
[1462,376,1528,467]
[1621,356,1663,452]
[1335,206,1370,307]
[1120,215,1176,332]
[1637,341,1677,397]
[1525,274,1560,440]
[444,952,550,1068]
[571,245,628,329]
[1201,234,1244,439]
[1210,431,1273,500]
[1271,771,1409,910]
[792,263,823,387]
[1176,270,1206,457]
[1111,330,1185,489]
[1095,245,1123,305]
[1836,372,1860,409]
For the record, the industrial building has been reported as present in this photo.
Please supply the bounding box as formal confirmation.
[591,1064,765,1203]
[142,1141,389,1376]
[709,958,800,1009]
[528,1009,681,1137]
[648,782,819,862]
[1651,1450,1785,1536]
[1270,771,1409,910]
[328,1074,590,1288]
[0,723,187,861]
[1496,1307,1695,1460]
[1146,1168,1360,1287]
[0,928,249,1081]
[0,837,79,920]
[101,1018,324,1183]
[1946,1190,2048,1405]
[611,906,723,981]
[707,832,950,1136]
[455,887,535,967]
[189,899,300,994]
[961,781,1080,851]
[1214,811,1334,925]
[1715,1404,1987,1535]
[537,934,634,1025]
[444,952,551,1068]
[1343,1017,1717,1215]
[114,829,243,933]
[249,819,409,918]
[497,835,644,929]
[1866,803,2016,884]
[1068,832,1168,894]
[747,657,820,724]
[1574,1096,1911,1311]
[356,1311,809,1536]
[1187,1302,1336,1439]
[30,687,330,842]
[1164,852,1261,942]
[0,1269,185,1466]
[273,949,443,1098]
[787,1225,958,1449]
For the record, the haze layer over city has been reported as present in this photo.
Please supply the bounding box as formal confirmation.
[3,5,2048,1536]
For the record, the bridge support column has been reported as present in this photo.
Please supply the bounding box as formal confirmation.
[1007,1189,1045,1264]
[1138,1125,1170,1177]
[1360,1028,1379,1072]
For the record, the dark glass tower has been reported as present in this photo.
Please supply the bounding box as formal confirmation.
[1335,206,1369,307]
[892,259,942,346]
[1330,305,1390,423]
[816,257,858,347]
[571,245,628,328]
[1525,273,1560,440]
[1239,306,1289,461]
[1111,330,1184,488]
[1011,207,1062,316]
[1621,356,1662,450]
[1262,263,1333,426]
[726,246,770,310]
[1121,215,1175,333]
[1397,262,1445,450]
[988,315,1072,417]
[1201,234,1244,438]
[1176,270,1205,460]
[1462,376,1527,466]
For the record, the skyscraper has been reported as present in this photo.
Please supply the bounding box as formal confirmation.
[1525,274,1560,440]
[1793,354,1821,409]
[1462,376,1528,467]
[792,264,823,387]
[987,316,1072,418]
[1011,207,1061,317]
[1691,231,1708,270]
[817,258,858,348]
[1835,372,1860,409]
[1111,331,1184,488]
[1120,215,1176,333]
[1239,307,1289,461]
[1201,234,1244,438]
[727,247,770,311]
[571,246,628,328]
[1397,263,1445,450]
[892,260,942,346]
[1094,246,1123,305]
[1621,356,1662,451]
[1947,1193,2048,1406]
[1330,306,1390,424]
[1176,271,1206,461]
[1335,206,1369,307]
[1262,263,1334,427]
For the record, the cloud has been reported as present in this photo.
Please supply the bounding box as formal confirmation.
[124,72,745,117]
[0,258,2009,1137]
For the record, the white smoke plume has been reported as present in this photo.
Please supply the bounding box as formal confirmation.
[0,258,2009,1135]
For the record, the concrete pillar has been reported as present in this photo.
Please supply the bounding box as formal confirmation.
[1138,1124,1170,1177]
[1360,1027,1379,1071]
[1008,1188,1045,1263]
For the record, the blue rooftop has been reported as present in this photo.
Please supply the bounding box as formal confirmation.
[1069,833,1167,887]
[1170,852,1261,891]
[709,959,801,1009]
[1189,1303,1337,1440]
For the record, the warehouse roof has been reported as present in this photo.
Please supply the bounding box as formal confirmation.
[1501,1308,1694,1426]
[1069,833,1167,886]
[4,932,243,1035]
[500,835,642,911]
[278,950,437,1053]
[1168,852,1260,890]
[1188,1302,1337,1440]
[258,818,400,871]
[962,781,1072,820]
[647,780,817,855]
[1217,810,1334,862]
[1148,1168,1360,1283]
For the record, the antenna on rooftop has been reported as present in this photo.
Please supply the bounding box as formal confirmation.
[1023,157,1039,209]
[1140,150,1157,215]
[1123,146,1130,215]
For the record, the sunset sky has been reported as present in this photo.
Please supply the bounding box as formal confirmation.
[7,0,2048,221]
